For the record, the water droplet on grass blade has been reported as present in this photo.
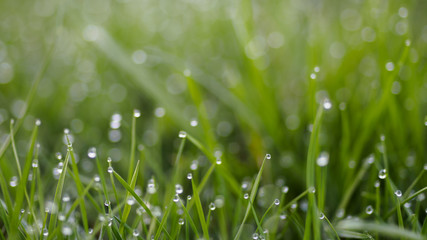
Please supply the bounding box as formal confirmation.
[252,233,259,239]
[126,197,135,205]
[175,184,183,194]
[35,119,41,126]
[216,157,222,165]
[32,159,38,168]
[394,190,402,197]
[266,154,271,159]
[378,169,387,179]
[88,147,96,159]
[61,225,72,236]
[274,199,280,206]
[244,193,249,199]
[316,152,329,167]
[173,195,180,203]
[187,173,192,179]
[190,119,198,127]
[365,205,373,215]
[178,218,184,225]
[43,228,48,236]
[133,230,139,237]
[209,202,216,210]
[282,186,289,193]
[9,176,18,187]
[178,131,187,138]
[107,167,113,173]
[319,213,325,220]
[323,98,332,110]
[133,109,141,118]
[187,195,192,201]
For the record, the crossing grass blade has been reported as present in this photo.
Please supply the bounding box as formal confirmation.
[47,150,70,236]
[234,154,269,240]
[191,178,210,240]
[9,122,39,239]
[120,160,140,234]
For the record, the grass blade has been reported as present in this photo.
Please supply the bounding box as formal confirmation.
[191,178,210,240]
[234,154,269,240]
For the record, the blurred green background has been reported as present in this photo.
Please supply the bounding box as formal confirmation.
[1,0,427,222]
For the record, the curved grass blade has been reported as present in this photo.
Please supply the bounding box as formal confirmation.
[191,178,209,240]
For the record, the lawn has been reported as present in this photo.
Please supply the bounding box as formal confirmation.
[1,0,427,239]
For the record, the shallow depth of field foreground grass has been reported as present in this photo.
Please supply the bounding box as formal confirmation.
[1,0,427,239]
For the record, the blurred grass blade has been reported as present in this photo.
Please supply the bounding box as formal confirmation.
[336,220,424,240]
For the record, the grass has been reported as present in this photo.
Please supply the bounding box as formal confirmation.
[1,0,427,239]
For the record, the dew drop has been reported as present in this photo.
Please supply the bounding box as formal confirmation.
[32,159,39,168]
[175,184,183,195]
[61,225,72,236]
[216,157,222,165]
[104,200,110,207]
[243,193,249,199]
[187,195,192,201]
[178,131,187,138]
[365,205,373,215]
[319,213,325,220]
[187,173,192,180]
[64,128,70,134]
[394,190,402,198]
[282,186,289,194]
[314,66,320,72]
[88,147,96,159]
[209,202,216,211]
[126,197,136,206]
[55,152,62,160]
[310,73,316,79]
[190,160,198,170]
[107,157,112,163]
[279,213,287,220]
[252,233,259,239]
[266,154,271,159]
[178,218,185,225]
[323,98,332,110]
[133,230,139,237]
[274,199,280,206]
[9,176,18,187]
[173,195,180,203]
[190,119,198,127]
[43,228,49,236]
[35,119,41,126]
[58,213,65,221]
[133,109,141,118]
[378,169,387,179]
[316,152,329,167]
[385,62,395,71]
[374,180,380,188]
[62,193,70,202]
[107,166,113,173]
[136,207,145,215]
[94,175,100,182]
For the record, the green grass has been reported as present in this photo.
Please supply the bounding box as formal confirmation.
[1,0,427,239]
